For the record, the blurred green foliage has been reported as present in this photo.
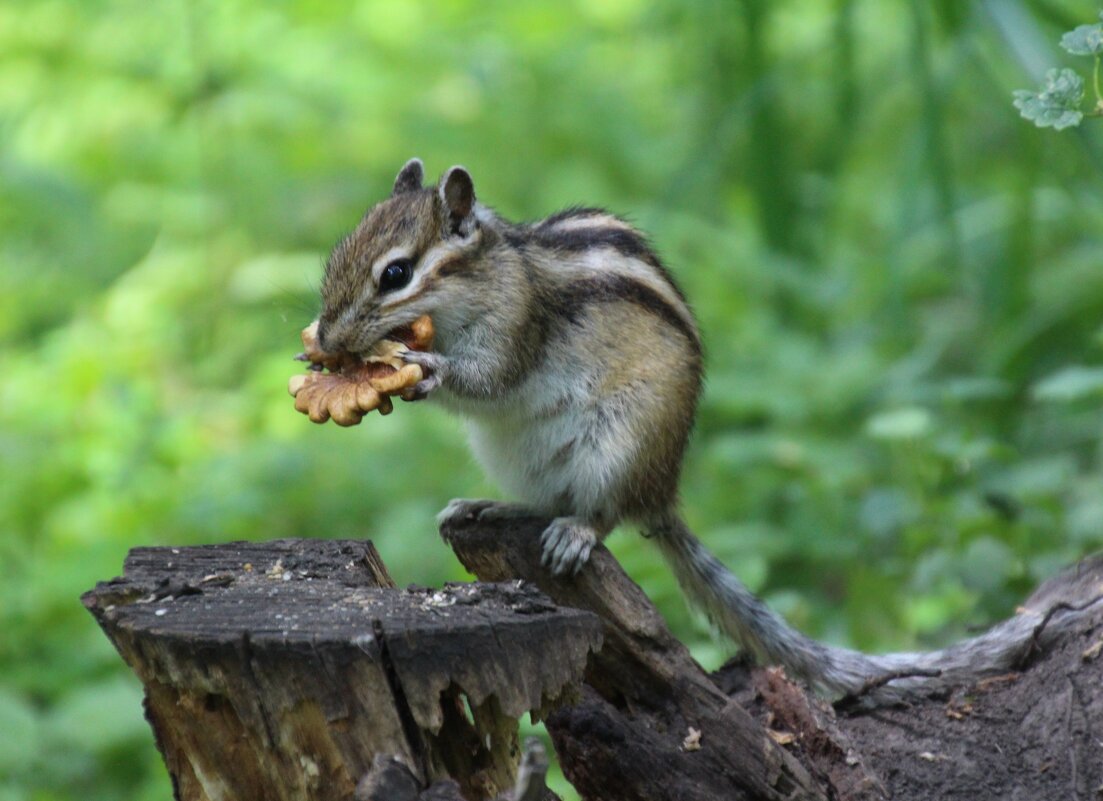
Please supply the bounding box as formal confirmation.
[2,0,1102,798]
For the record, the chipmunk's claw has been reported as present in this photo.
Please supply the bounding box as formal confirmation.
[541,518,597,576]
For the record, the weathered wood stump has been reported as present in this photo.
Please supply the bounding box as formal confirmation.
[84,524,1103,801]
[82,539,601,801]
[443,514,1103,801]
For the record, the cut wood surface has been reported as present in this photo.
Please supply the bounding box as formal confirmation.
[443,514,1103,801]
[82,538,599,801]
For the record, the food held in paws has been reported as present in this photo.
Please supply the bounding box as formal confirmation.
[288,315,434,426]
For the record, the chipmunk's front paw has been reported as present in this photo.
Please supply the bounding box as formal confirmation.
[402,350,450,399]
[405,373,442,400]
[540,517,598,577]
[402,349,449,373]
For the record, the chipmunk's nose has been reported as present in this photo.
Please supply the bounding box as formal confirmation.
[316,309,364,355]
[318,317,362,355]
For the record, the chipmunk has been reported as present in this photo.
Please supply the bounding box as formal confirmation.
[314,159,1032,697]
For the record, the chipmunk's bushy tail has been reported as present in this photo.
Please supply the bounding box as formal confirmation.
[649,515,1054,700]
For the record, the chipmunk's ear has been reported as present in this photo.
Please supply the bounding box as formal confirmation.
[439,166,475,236]
[392,158,424,195]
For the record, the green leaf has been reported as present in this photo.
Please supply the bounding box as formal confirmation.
[1013,68,1085,129]
[1060,20,1103,56]
[1032,365,1103,402]
[865,407,932,440]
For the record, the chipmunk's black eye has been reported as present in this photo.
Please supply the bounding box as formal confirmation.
[379,258,414,293]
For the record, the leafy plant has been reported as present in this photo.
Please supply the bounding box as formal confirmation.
[1014,11,1103,129]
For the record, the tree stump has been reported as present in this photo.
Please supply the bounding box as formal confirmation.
[82,539,601,801]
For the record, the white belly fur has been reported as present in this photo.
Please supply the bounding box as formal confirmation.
[460,361,632,522]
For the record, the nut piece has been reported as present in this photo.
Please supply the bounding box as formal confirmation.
[288,315,434,426]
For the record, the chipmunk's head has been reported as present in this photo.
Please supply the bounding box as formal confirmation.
[317,158,488,355]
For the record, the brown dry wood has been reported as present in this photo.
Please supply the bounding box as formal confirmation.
[82,538,600,801]
[442,513,1103,801]
[443,516,835,801]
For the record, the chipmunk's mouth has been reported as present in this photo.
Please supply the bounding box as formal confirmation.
[296,318,422,368]
[378,321,421,351]
[358,315,435,363]
[340,320,421,363]
[293,313,433,371]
